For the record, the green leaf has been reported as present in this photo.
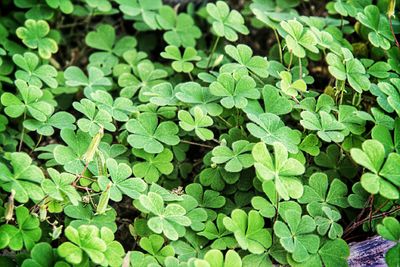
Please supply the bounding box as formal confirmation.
[252,142,304,200]
[127,113,180,154]
[98,158,147,202]
[16,19,58,59]
[0,206,42,251]
[223,209,272,254]
[22,242,66,267]
[211,140,254,172]
[140,234,174,263]
[279,71,307,97]
[161,46,200,73]
[194,249,242,267]
[0,152,44,203]
[178,107,214,141]
[206,1,249,41]
[300,111,346,143]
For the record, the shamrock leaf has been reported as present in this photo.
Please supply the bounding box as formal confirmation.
[132,148,174,183]
[41,168,81,206]
[13,52,58,88]
[338,105,366,135]
[156,6,201,47]
[357,5,393,50]
[299,134,320,156]
[376,79,400,117]
[139,234,174,263]
[99,227,125,267]
[300,110,347,143]
[57,225,106,265]
[21,242,67,267]
[175,82,223,116]
[194,249,242,267]
[178,195,208,232]
[377,217,400,267]
[198,214,236,250]
[315,206,343,239]
[146,82,179,107]
[372,119,400,154]
[73,99,116,136]
[206,1,249,41]
[0,152,44,203]
[53,129,91,174]
[1,80,54,122]
[350,139,400,199]
[211,140,254,172]
[64,66,112,98]
[0,206,42,251]
[24,111,76,136]
[299,172,348,217]
[139,192,191,240]
[16,19,58,59]
[278,71,307,97]
[221,44,269,78]
[64,204,117,232]
[223,209,272,254]
[280,19,318,58]
[178,107,214,141]
[247,113,301,153]
[127,113,180,154]
[161,45,200,73]
[98,158,147,202]
[91,90,136,122]
[115,0,162,30]
[210,73,260,109]
[253,142,304,200]
[274,210,320,262]
[45,0,73,14]
[326,49,370,93]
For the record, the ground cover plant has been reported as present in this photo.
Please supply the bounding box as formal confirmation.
[0,0,399,266]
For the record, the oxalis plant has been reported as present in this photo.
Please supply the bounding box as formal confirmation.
[0,0,399,266]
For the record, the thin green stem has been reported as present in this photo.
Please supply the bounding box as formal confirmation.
[206,36,220,69]
[298,57,303,79]
[188,72,193,81]
[273,29,283,63]
[18,112,26,152]
[287,51,293,71]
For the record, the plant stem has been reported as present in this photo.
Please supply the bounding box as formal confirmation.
[298,57,303,79]
[31,134,43,153]
[287,51,293,71]
[206,36,220,69]
[181,140,214,149]
[388,15,400,49]
[273,29,283,63]
[18,112,26,152]
[188,72,194,81]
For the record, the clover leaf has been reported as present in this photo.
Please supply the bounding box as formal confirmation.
[132,148,174,183]
[178,107,214,141]
[98,158,147,202]
[91,90,136,122]
[326,49,370,93]
[376,79,400,117]
[223,209,272,254]
[1,80,54,122]
[357,5,393,50]
[0,152,44,203]
[300,110,346,143]
[280,19,318,58]
[13,52,58,88]
[274,209,320,262]
[299,172,348,217]
[64,204,117,232]
[221,44,269,78]
[194,249,242,267]
[198,214,236,250]
[161,45,200,73]
[42,168,80,206]
[139,192,191,240]
[45,0,73,14]
[57,225,107,265]
[377,217,400,267]
[21,242,68,267]
[73,98,116,136]
[175,82,223,116]
[247,113,301,153]
[0,206,42,251]
[115,0,162,30]
[16,19,58,59]
[53,129,91,174]
[140,234,174,263]
[156,6,201,47]
[278,71,307,97]
[210,73,260,109]
[350,139,400,199]
[127,113,180,154]
[253,142,304,200]
[315,206,343,239]
[211,140,254,172]
[24,111,76,136]
[206,1,249,41]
